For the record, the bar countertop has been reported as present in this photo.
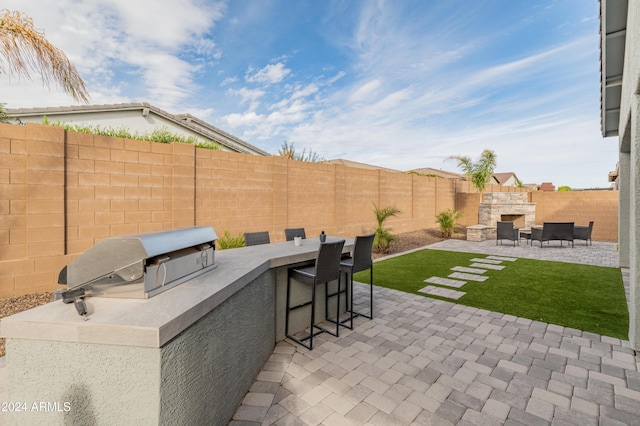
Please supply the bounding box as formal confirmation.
[0,237,354,349]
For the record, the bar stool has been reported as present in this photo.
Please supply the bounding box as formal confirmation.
[284,228,306,241]
[244,231,270,246]
[340,233,375,321]
[285,239,345,350]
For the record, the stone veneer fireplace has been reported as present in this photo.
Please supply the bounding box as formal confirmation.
[479,192,536,230]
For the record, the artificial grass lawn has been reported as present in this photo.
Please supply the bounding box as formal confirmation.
[354,249,628,339]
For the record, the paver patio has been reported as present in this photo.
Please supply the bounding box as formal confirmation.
[0,240,633,425]
[231,240,639,425]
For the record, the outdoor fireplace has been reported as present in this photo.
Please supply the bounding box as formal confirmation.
[501,214,525,229]
[479,192,535,230]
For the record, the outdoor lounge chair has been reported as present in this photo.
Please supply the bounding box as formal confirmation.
[531,222,574,247]
[496,221,519,246]
[574,221,594,246]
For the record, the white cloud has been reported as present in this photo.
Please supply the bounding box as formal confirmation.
[0,0,224,107]
[348,79,382,103]
[227,87,266,110]
[246,63,291,85]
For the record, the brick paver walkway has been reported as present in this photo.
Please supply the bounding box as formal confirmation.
[231,240,638,425]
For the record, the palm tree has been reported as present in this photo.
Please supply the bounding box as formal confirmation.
[448,149,497,193]
[0,9,90,103]
[372,202,401,253]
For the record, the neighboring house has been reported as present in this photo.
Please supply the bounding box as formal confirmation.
[7,102,269,156]
[608,162,619,190]
[408,167,465,179]
[325,159,402,173]
[491,172,521,187]
[408,167,522,187]
[538,182,556,192]
[600,0,640,350]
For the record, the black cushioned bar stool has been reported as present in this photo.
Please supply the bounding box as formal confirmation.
[340,233,375,321]
[285,239,345,350]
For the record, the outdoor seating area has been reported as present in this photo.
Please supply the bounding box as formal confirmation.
[474,221,596,249]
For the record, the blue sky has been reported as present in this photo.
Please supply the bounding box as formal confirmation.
[1,0,616,188]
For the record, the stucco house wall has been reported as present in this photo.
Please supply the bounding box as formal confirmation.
[601,0,640,350]
[7,103,269,156]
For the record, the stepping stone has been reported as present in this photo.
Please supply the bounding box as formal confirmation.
[486,256,517,262]
[424,276,467,288]
[451,266,487,274]
[418,285,466,300]
[470,262,505,271]
[471,258,502,264]
[449,272,489,282]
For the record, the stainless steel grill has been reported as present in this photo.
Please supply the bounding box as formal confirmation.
[58,227,217,301]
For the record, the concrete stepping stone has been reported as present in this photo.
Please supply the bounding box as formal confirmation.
[470,262,505,270]
[449,272,489,282]
[486,255,517,262]
[418,285,466,300]
[424,276,467,288]
[451,266,487,274]
[471,258,502,264]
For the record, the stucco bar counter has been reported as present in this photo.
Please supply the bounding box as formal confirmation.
[0,236,353,425]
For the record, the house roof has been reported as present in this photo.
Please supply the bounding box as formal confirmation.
[492,172,520,185]
[7,102,270,156]
[326,159,402,173]
[600,0,628,137]
[539,182,556,191]
[407,167,466,179]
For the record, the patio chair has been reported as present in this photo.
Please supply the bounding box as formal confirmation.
[285,239,345,350]
[285,228,306,241]
[340,233,375,322]
[244,231,270,246]
[574,221,594,246]
[496,221,519,246]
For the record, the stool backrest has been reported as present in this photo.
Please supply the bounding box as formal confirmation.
[315,240,345,284]
[285,228,306,241]
[351,233,375,274]
[244,231,270,246]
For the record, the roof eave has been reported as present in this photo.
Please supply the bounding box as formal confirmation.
[600,0,628,137]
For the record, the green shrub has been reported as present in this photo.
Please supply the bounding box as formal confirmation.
[435,209,463,238]
[42,117,220,149]
[373,202,401,253]
[216,230,246,250]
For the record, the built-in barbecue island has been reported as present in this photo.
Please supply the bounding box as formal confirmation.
[0,227,354,425]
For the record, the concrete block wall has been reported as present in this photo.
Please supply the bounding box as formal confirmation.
[0,122,618,297]
[531,191,618,241]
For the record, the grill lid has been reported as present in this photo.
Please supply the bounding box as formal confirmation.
[57,226,217,319]
[59,226,217,290]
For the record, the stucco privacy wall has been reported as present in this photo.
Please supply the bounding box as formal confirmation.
[0,122,616,297]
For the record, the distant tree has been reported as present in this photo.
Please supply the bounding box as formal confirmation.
[0,103,10,123]
[278,141,324,162]
[448,149,497,193]
[557,185,572,192]
[0,9,90,103]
